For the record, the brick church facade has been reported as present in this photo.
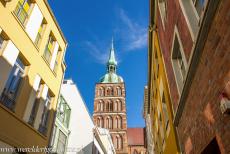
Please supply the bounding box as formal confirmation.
[93,40,128,154]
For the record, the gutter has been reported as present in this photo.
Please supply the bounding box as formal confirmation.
[174,0,220,126]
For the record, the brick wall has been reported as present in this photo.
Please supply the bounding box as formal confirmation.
[177,1,230,153]
[156,0,193,112]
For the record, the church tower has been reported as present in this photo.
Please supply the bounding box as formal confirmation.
[93,39,128,154]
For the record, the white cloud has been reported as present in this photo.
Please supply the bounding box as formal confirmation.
[84,41,109,64]
[117,9,147,51]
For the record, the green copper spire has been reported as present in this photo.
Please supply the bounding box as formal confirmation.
[107,38,117,66]
[99,38,124,83]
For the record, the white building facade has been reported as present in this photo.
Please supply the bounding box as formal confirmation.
[50,79,115,154]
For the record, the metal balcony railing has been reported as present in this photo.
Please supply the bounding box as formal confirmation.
[0,90,16,111]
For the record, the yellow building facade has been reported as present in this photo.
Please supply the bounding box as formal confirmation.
[0,0,67,152]
[147,0,180,153]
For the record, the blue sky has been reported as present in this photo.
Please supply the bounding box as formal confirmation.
[48,0,148,127]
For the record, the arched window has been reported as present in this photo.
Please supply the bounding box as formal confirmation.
[107,87,111,96]
[100,117,104,127]
[109,117,113,129]
[118,100,122,111]
[114,117,118,128]
[99,87,104,96]
[105,116,112,129]
[97,118,100,126]
[97,117,103,127]
[115,135,122,150]
[117,87,122,96]
[100,101,104,111]
[105,117,109,128]
[111,88,114,96]
[109,101,113,111]
[106,101,110,111]
[97,102,101,111]
[118,116,122,129]
[114,101,118,111]
[115,116,122,129]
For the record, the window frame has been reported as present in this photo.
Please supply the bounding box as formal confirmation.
[14,0,33,26]
[0,57,26,111]
[171,27,188,95]
[43,34,55,63]
[34,19,47,47]
[158,0,167,29]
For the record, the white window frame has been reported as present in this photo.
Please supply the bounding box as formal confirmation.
[179,0,208,40]
[171,26,188,95]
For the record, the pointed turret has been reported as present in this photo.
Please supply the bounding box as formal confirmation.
[107,38,117,66]
[100,38,123,83]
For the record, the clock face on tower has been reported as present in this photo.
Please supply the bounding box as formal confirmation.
[93,39,128,154]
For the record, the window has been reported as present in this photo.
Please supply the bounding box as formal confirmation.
[99,87,104,96]
[107,87,111,96]
[0,35,4,49]
[97,102,101,111]
[192,0,206,17]
[109,101,113,111]
[115,135,123,150]
[201,138,221,154]
[39,94,51,135]
[117,87,122,96]
[43,35,55,63]
[179,0,206,39]
[14,0,32,25]
[0,58,25,110]
[100,101,104,111]
[35,19,46,47]
[158,0,167,26]
[172,32,187,94]
[162,93,169,131]
[50,125,57,148]
[28,83,42,126]
[56,131,67,154]
[115,116,122,129]
[105,117,112,129]
[154,46,159,78]
[57,96,71,128]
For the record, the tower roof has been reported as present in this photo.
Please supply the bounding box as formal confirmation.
[100,38,123,83]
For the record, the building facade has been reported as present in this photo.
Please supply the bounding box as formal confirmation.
[55,79,95,153]
[50,93,71,154]
[127,128,147,154]
[149,0,230,153]
[93,40,128,154]
[93,127,116,154]
[0,0,67,151]
[50,80,115,154]
[147,0,180,153]
[143,86,154,154]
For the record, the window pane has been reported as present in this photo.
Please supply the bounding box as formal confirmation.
[57,131,67,154]
[195,0,205,16]
[0,35,3,49]
[0,58,25,110]
[14,0,31,25]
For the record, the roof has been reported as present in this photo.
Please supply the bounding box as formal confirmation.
[127,128,145,146]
